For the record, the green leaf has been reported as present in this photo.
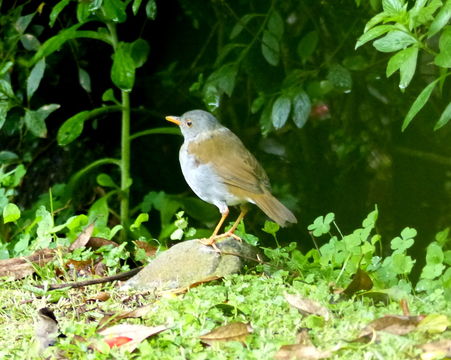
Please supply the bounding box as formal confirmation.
[382,0,405,14]
[387,46,418,89]
[271,95,291,129]
[230,14,260,39]
[373,30,417,52]
[364,12,390,32]
[401,227,417,240]
[76,1,92,23]
[88,197,109,228]
[111,42,136,91]
[3,203,21,223]
[132,0,143,15]
[58,111,89,145]
[402,79,438,131]
[434,102,451,130]
[426,242,444,264]
[50,0,71,27]
[297,31,318,62]
[130,38,150,68]
[262,221,280,236]
[391,253,414,275]
[32,23,83,64]
[268,10,284,39]
[251,93,265,114]
[102,0,127,23]
[24,104,60,138]
[20,34,40,51]
[15,13,35,34]
[261,30,280,66]
[410,0,442,28]
[78,67,91,93]
[27,58,46,101]
[130,213,149,231]
[428,0,451,37]
[215,43,245,66]
[204,63,238,97]
[291,90,311,128]
[57,106,120,146]
[0,102,7,130]
[97,173,117,188]
[355,25,395,49]
[146,0,157,20]
[434,27,451,68]
[0,151,19,164]
[327,64,352,91]
[308,213,335,237]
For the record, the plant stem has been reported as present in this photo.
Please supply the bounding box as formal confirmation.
[120,90,131,240]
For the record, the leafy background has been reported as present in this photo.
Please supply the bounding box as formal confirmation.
[0,0,450,275]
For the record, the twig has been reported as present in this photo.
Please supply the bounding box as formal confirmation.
[40,266,144,290]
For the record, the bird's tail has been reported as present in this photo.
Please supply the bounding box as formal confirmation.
[252,191,297,227]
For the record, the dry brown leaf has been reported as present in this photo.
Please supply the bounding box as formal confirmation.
[343,268,373,297]
[96,324,167,352]
[97,304,153,331]
[0,248,57,279]
[69,223,95,251]
[358,315,424,339]
[134,240,157,257]
[87,237,118,249]
[274,344,332,360]
[420,339,451,360]
[284,292,331,321]
[86,292,110,303]
[200,322,253,345]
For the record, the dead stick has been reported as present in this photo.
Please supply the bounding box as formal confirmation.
[39,266,143,290]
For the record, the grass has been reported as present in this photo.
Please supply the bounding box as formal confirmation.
[0,265,449,359]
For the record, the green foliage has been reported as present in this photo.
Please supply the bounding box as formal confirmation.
[357,0,451,130]
[264,207,449,301]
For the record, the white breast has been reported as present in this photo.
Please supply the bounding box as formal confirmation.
[179,142,243,212]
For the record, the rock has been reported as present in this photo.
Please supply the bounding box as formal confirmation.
[121,238,260,291]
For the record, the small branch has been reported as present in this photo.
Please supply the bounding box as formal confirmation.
[41,266,143,290]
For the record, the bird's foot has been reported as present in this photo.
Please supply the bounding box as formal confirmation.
[198,231,242,252]
[198,237,221,253]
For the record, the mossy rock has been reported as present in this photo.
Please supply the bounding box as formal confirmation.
[121,238,260,291]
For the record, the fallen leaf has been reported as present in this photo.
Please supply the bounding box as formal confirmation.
[104,336,133,348]
[69,223,95,251]
[343,268,373,297]
[200,322,253,345]
[135,240,157,257]
[0,248,56,279]
[274,344,332,360]
[86,292,110,303]
[97,304,153,331]
[417,314,450,334]
[284,292,331,321]
[420,339,451,360]
[35,308,61,352]
[97,324,167,352]
[87,237,119,249]
[358,315,424,339]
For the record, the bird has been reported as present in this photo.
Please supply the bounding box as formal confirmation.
[165,109,297,245]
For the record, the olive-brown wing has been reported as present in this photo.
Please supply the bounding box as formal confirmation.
[187,129,270,195]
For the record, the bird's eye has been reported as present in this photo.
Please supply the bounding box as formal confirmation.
[186,119,193,127]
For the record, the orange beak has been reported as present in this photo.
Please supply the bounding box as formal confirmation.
[165,116,182,126]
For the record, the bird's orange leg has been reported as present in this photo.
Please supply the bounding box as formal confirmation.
[199,208,229,248]
[215,205,249,242]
